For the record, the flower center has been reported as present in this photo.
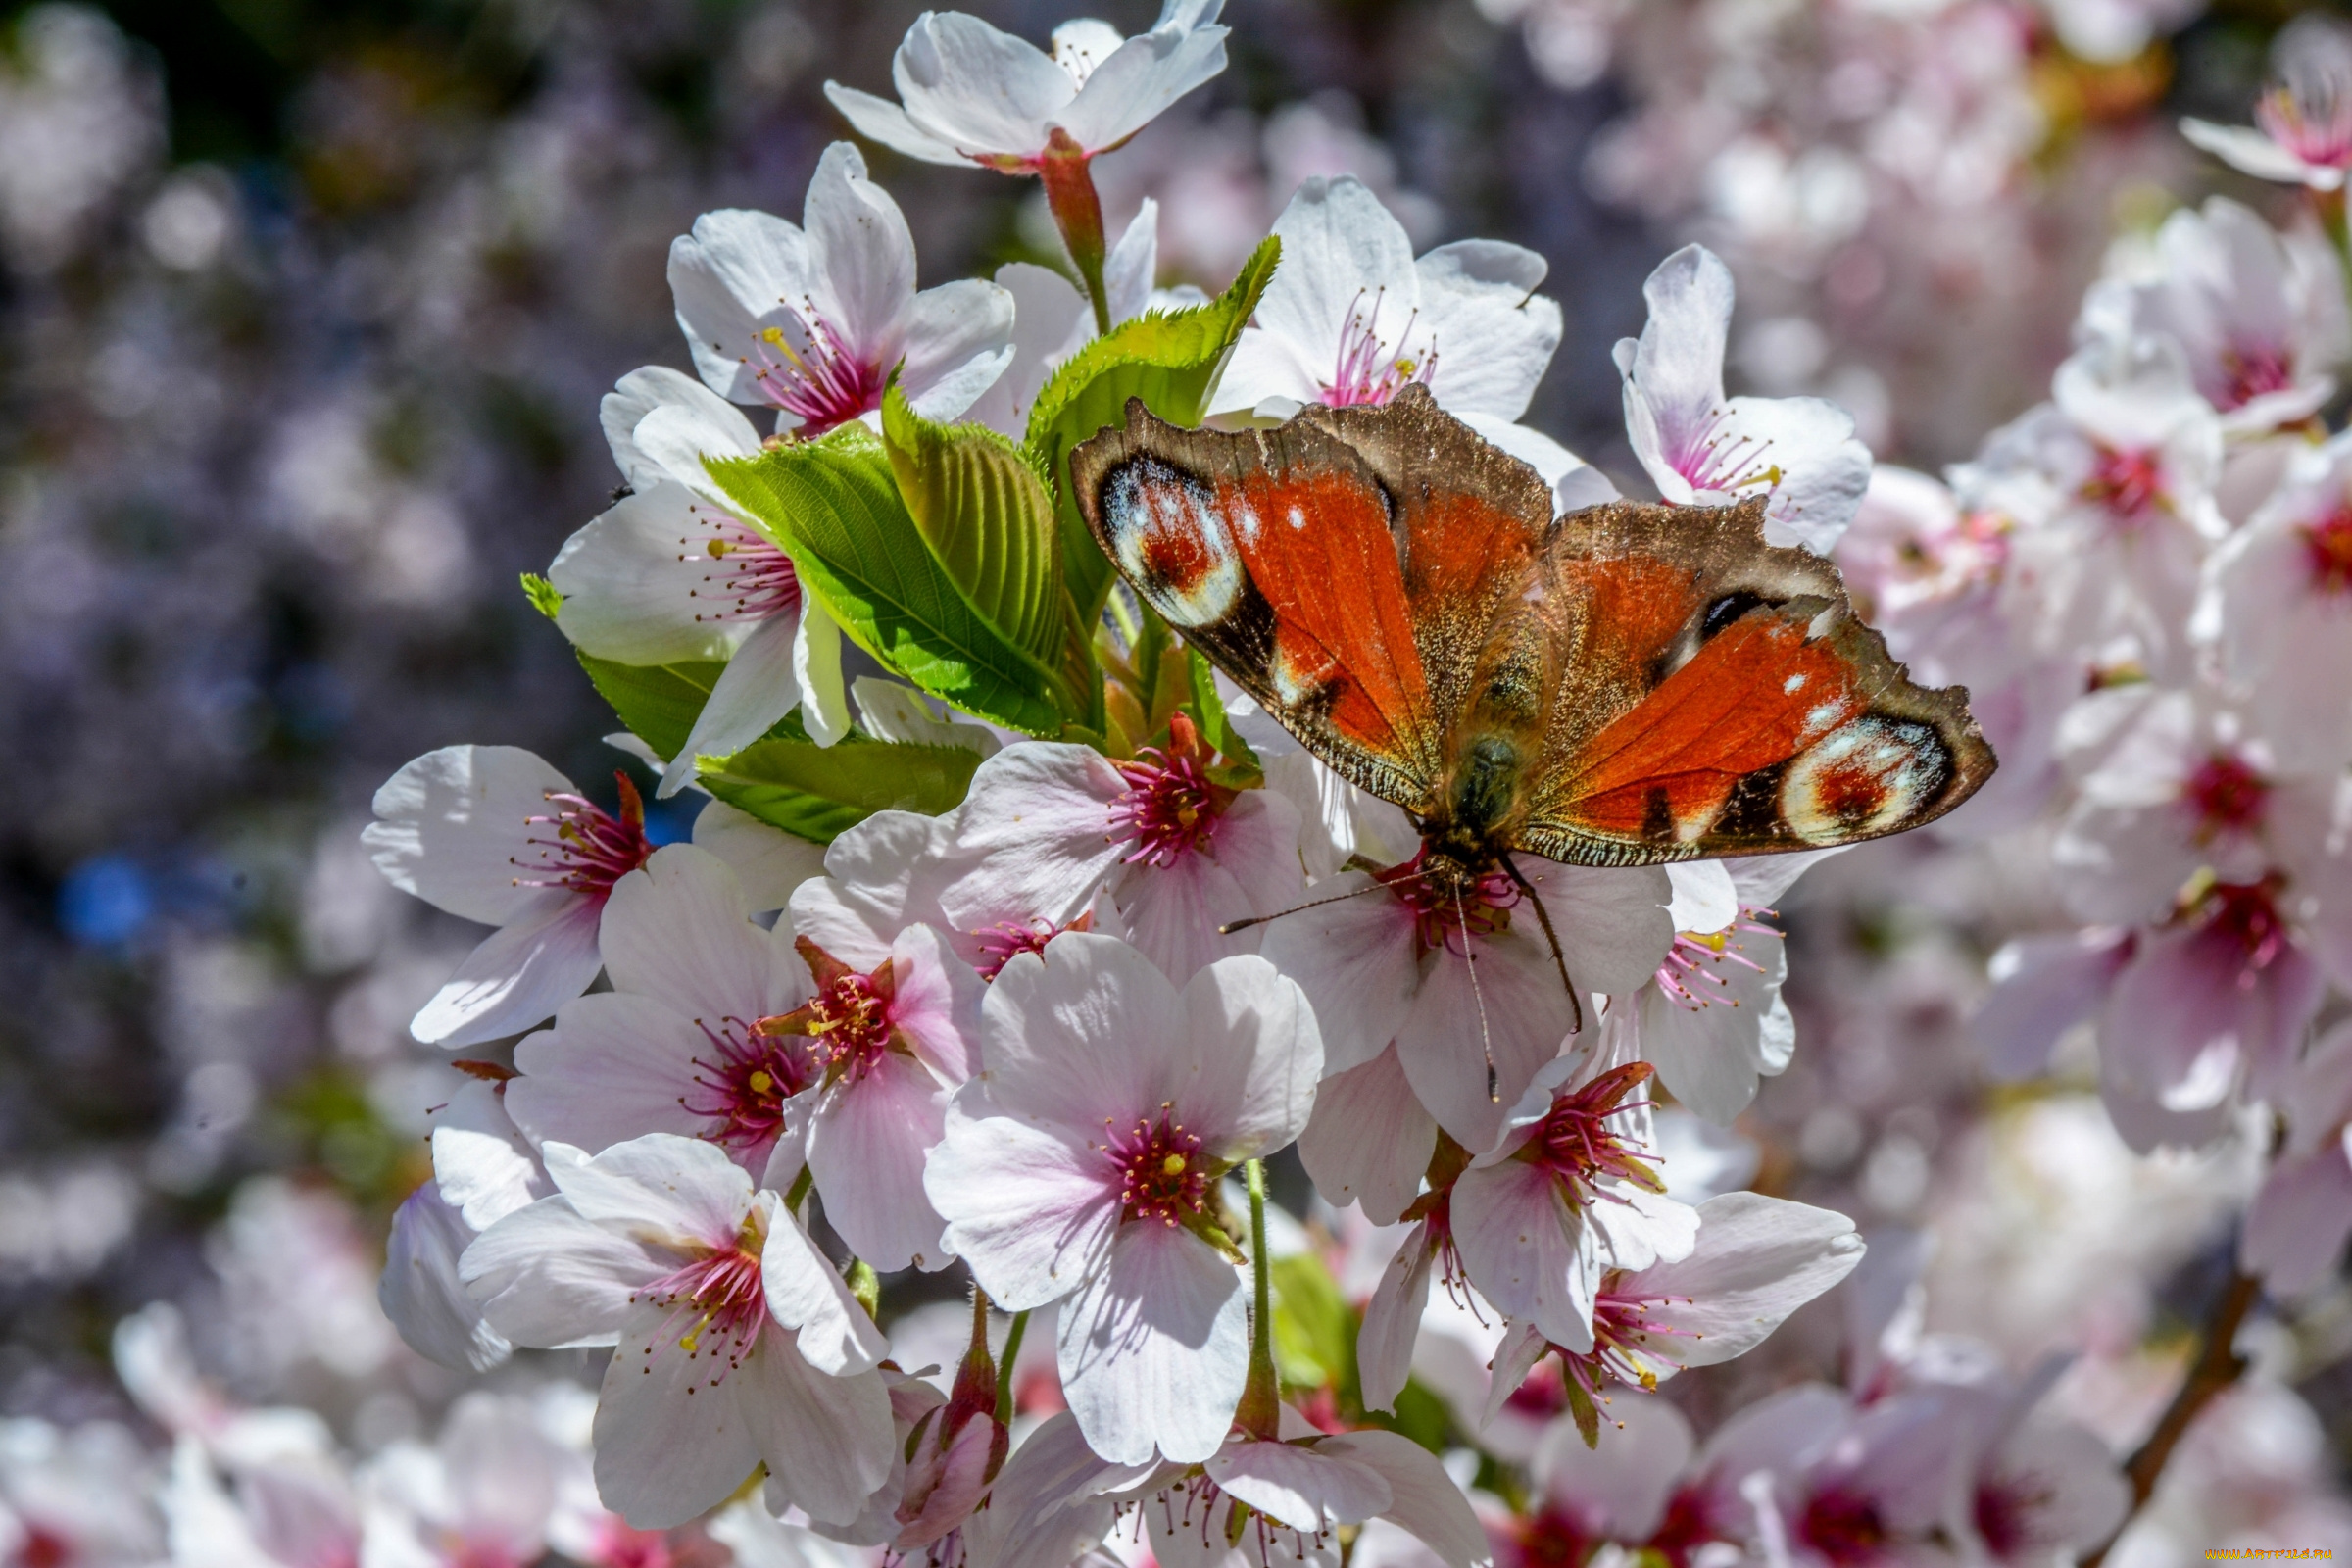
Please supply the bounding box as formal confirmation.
[1972,1476,2054,1559]
[2180,876,2289,973]
[1559,1286,1699,1403]
[2257,76,2352,168]
[1109,748,1225,867]
[2303,509,2352,596]
[683,512,801,624]
[970,914,1098,981]
[631,1236,768,1385]
[14,1528,73,1568]
[1673,408,1787,501]
[591,1521,675,1568]
[1524,1062,1664,1200]
[1654,910,1777,1010]
[510,772,654,902]
[1512,1506,1599,1568]
[681,1017,816,1155]
[756,939,902,1084]
[751,309,888,435]
[2182,753,2268,838]
[1323,287,1435,408]
[1379,849,1519,958]
[1796,1488,1888,1568]
[1107,1104,1207,1225]
[2219,342,2296,409]
[2082,445,2163,519]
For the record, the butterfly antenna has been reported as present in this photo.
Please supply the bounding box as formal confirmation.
[1452,880,1499,1103]
[1217,873,1405,936]
[1501,853,1585,1036]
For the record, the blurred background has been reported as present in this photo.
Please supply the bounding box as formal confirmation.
[0,0,2341,1543]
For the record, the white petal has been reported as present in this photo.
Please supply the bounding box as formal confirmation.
[940,743,1130,933]
[1448,1160,1597,1353]
[1052,13,1230,153]
[662,612,805,797]
[1396,926,1578,1152]
[1204,1440,1390,1532]
[2179,118,2335,186]
[1257,872,1422,1078]
[793,593,855,747]
[592,1302,765,1530]
[892,12,1073,158]
[1526,1394,1691,1541]
[694,799,829,916]
[461,1197,662,1349]
[506,994,715,1156]
[550,485,752,664]
[603,366,750,490]
[1712,394,1873,554]
[975,930,1189,1134]
[1298,1046,1435,1226]
[671,208,821,408]
[1057,1222,1249,1465]
[808,1052,950,1272]
[1524,861,1675,997]
[545,1133,752,1243]
[1416,249,1562,421]
[364,745,574,926]
[822,83,969,167]
[739,1327,897,1525]
[901,280,1020,421]
[410,896,606,1048]
[928,1100,1120,1312]
[2239,1146,2352,1297]
[1355,1224,1434,1414]
[380,1185,511,1373]
[1634,931,1789,1126]
[1313,1429,1487,1568]
[1620,244,1735,504]
[759,1194,888,1375]
[601,844,774,1016]
[1249,178,1420,388]
[800,142,916,360]
[1609,1192,1864,1376]
[1178,954,1322,1159]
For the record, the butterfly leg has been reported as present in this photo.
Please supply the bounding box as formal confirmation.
[1499,853,1585,1038]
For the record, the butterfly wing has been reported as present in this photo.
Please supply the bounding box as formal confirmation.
[1516,496,1995,865]
[1072,393,1546,812]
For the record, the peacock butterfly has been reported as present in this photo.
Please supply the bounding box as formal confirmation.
[1070,386,1994,1005]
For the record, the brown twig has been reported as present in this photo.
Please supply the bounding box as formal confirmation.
[2078,1269,2262,1568]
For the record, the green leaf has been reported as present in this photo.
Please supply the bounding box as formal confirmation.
[705,424,1081,738]
[881,382,1077,675]
[1270,1252,1358,1402]
[520,571,563,620]
[1187,646,1261,785]
[1024,236,1280,628]
[699,733,980,844]
[576,652,726,762]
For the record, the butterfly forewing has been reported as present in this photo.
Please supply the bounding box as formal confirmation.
[1071,398,1446,808]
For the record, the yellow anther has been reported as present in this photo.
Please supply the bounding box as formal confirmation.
[749,1070,774,1095]
[707,539,736,559]
[1682,930,1730,954]
[1161,1153,1188,1177]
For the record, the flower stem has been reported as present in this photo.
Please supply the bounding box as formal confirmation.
[996,1308,1030,1426]
[1039,127,1112,336]
[1236,1156,1281,1440]
[2078,1268,2261,1568]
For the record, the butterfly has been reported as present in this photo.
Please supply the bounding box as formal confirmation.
[1070,386,1995,1030]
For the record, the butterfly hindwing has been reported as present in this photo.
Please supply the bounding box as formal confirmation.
[1070,398,1446,808]
[1519,497,1994,864]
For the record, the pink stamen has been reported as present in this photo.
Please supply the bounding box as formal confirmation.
[680,1017,815,1156]
[1378,850,1521,958]
[681,513,800,625]
[1155,1473,1329,1568]
[2186,878,2289,976]
[510,773,654,902]
[1669,409,1787,502]
[1653,907,1777,1011]
[970,912,1094,981]
[2303,508,2352,596]
[2182,753,2269,839]
[1104,1104,1207,1226]
[1522,1062,1665,1201]
[2219,342,2297,409]
[2256,71,2352,170]
[1321,287,1436,408]
[1109,747,1224,867]
[2082,445,2165,519]
[748,308,888,435]
[629,1238,769,1388]
[756,939,901,1085]
[1794,1487,1888,1568]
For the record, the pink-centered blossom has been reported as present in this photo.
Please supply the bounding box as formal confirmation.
[924,933,1320,1465]
[364,747,654,1048]
[461,1136,893,1531]
[668,143,1014,439]
[939,732,1304,984]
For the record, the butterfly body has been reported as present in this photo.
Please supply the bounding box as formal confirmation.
[1073,387,1994,883]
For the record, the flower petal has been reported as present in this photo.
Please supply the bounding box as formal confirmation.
[928,1101,1120,1311]
[739,1328,897,1527]
[670,208,820,408]
[662,612,805,798]
[1313,1428,1487,1568]
[808,1052,950,1272]
[506,994,714,1158]
[602,844,774,1018]
[1298,1045,1435,1226]
[1178,953,1322,1159]
[1204,1439,1390,1532]
[410,895,606,1049]
[364,745,574,927]
[1057,1222,1249,1465]
[1354,1223,1433,1414]
[822,83,969,167]
[693,799,829,917]
[1448,1160,1596,1353]
[550,485,751,664]
[380,1184,511,1373]
[1609,1192,1864,1377]
[901,279,1020,421]
[592,1301,765,1530]
[1258,872,1421,1078]
[976,930,1189,1134]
